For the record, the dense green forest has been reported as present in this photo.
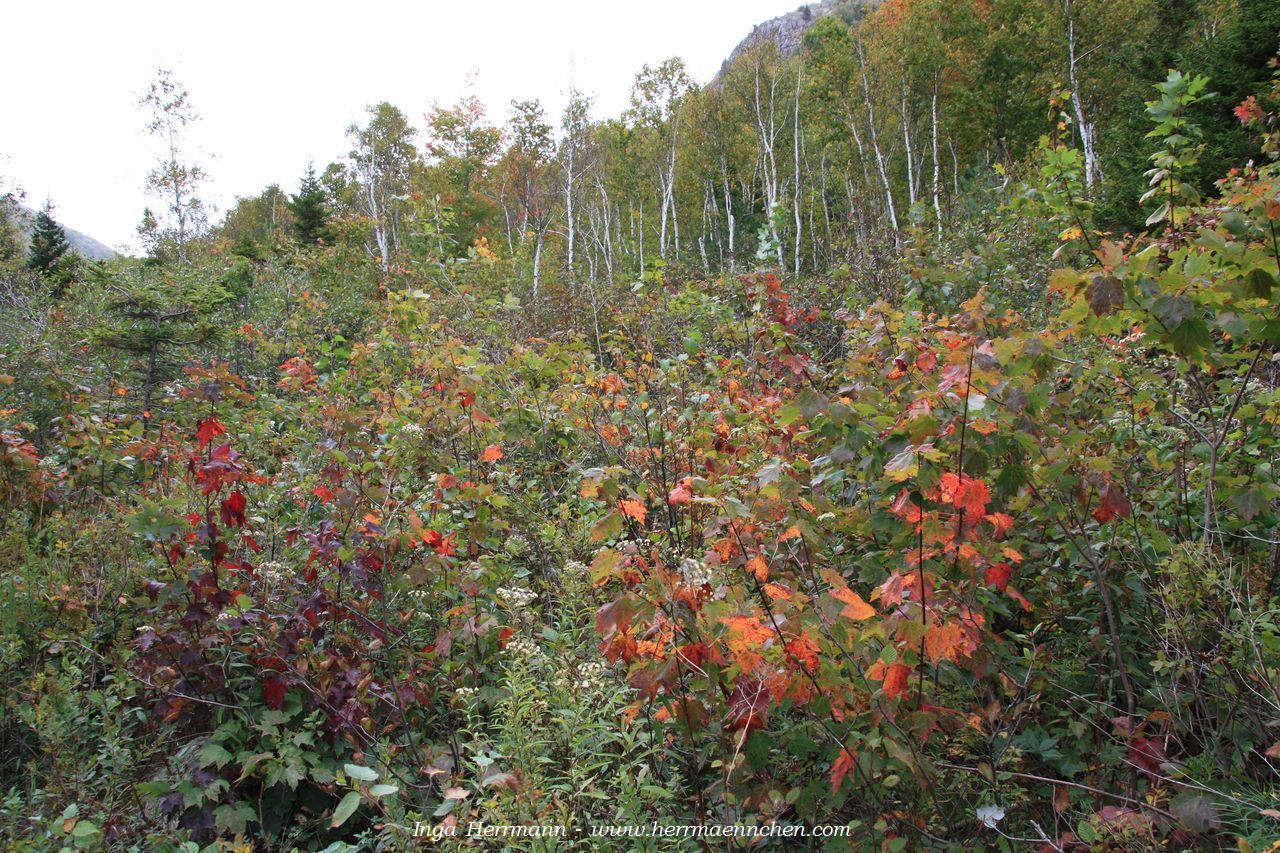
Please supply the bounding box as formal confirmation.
[4,0,1280,848]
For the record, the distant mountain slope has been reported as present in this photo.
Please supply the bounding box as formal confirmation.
[719,0,867,75]
[16,205,118,261]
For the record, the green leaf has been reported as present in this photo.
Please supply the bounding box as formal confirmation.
[1231,487,1270,521]
[1245,268,1275,299]
[590,511,623,542]
[214,802,256,835]
[330,790,362,828]
[199,741,234,769]
[1167,318,1210,357]
[1152,294,1195,328]
[344,763,378,782]
[369,784,399,798]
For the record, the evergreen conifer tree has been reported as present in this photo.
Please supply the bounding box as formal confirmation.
[28,200,70,276]
[288,165,330,244]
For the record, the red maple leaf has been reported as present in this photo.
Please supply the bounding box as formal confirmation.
[220,491,247,528]
[1092,483,1133,524]
[667,478,692,506]
[956,477,991,517]
[263,676,286,710]
[985,562,1013,592]
[1128,736,1167,781]
[196,417,226,451]
[435,532,457,557]
[785,632,821,672]
[725,678,770,732]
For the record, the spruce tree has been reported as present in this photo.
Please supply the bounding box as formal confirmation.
[288,165,330,245]
[28,201,70,276]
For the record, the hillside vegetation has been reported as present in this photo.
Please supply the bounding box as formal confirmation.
[3,1,1280,849]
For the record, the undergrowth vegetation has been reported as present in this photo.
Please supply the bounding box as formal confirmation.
[3,45,1280,853]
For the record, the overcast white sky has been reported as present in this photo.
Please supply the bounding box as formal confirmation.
[3,0,796,253]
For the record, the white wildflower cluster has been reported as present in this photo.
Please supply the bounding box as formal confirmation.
[572,660,610,691]
[497,586,537,608]
[504,637,543,663]
[562,560,588,581]
[404,589,431,617]
[506,534,530,556]
[135,625,155,634]
[551,659,612,696]
[679,557,714,587]
[401,423,426,439]
[452,686,478,705]
[215,611,234,624]
[256,560,289,586]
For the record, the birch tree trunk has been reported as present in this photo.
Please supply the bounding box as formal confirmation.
[901,84,916,208]
[1066,0,1100,189]
[856,36,900,243]
[931,79,943,235]
[793,60,803,278]
[721,157,736,275]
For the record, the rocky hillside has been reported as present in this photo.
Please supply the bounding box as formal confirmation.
[719,0,866,73]
[16,204,118,261]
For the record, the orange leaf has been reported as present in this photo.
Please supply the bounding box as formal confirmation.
[985,512,1015,537]
[883,663,912,699]
[480,443,504,462]
[720,615,772,647]
[830,587,876,621]
[747,554,769,582]
[619,499,647,524]
[830,747,857,793]
[939,472,991,516]
[720,616,773,672]
[924,622,967,663]
[762,583,792,600]
[778,525,802,541]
